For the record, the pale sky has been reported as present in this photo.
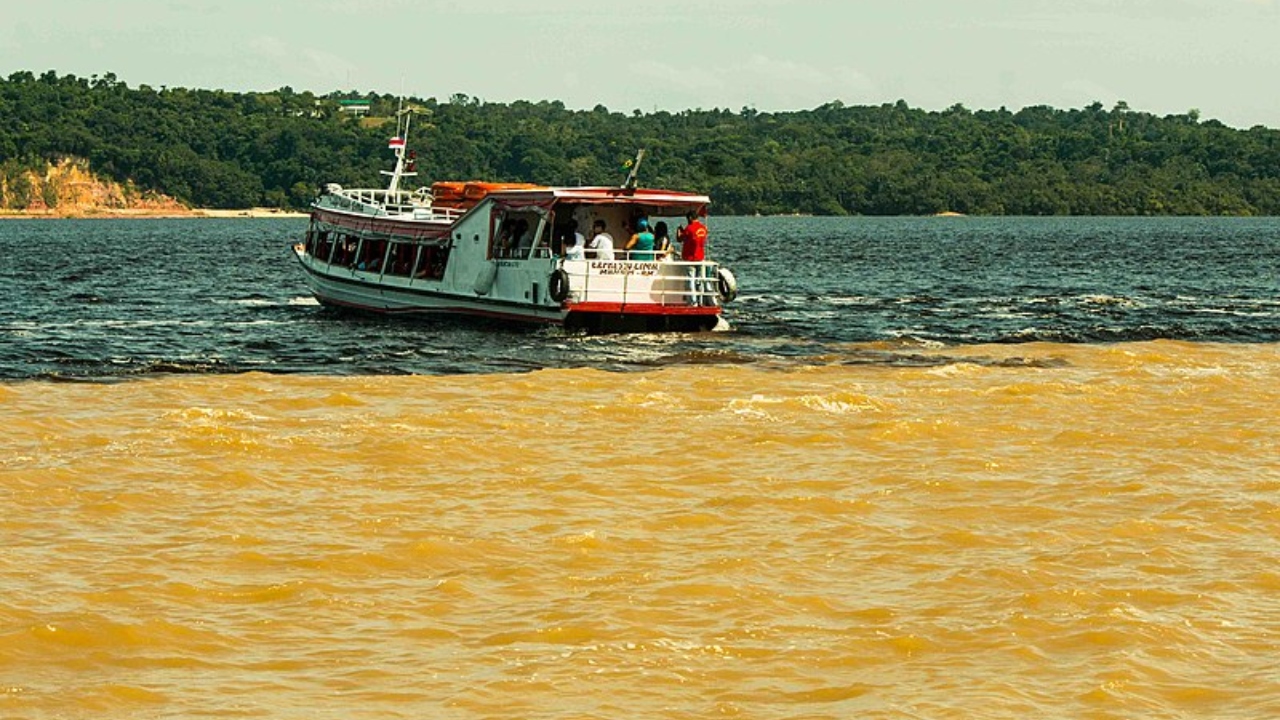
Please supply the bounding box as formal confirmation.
[4,0,1279,128]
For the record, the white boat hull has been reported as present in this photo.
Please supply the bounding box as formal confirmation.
[295,249,568,324]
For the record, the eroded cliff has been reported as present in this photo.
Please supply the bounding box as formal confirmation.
[0,158,193,217]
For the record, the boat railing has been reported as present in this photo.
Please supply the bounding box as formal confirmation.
[561,258,720,307]
[322,188,464,222]
[616,249,667,262]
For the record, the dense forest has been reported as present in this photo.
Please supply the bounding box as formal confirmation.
[3,70,1279,215]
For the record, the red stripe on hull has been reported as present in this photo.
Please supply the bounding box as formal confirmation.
[566,302,721,316]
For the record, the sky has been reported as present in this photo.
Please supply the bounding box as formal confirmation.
[4,0,1279,129]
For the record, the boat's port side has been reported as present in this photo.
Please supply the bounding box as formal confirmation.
[303,223,452,281]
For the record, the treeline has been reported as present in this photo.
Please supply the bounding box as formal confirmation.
[3,69,1280,215]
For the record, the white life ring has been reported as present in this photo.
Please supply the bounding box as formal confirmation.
[716,267,739,303]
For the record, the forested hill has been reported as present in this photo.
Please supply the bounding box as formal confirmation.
[3,70,1280,215]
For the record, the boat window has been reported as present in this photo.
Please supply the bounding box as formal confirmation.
[310,229,333,260]
[332,233,358,267]
[412,244,449,280]
[530,220,554,259]
[384,242,416,277]
[491,211,540,259]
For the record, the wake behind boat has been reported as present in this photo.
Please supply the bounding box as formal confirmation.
[293,111,738,333]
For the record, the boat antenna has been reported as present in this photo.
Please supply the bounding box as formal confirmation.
[621,148,646,190]
[382,99,416,193]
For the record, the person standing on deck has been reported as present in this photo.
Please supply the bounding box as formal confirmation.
[677,211,709,303]
[677,211,707,261]
[653,221,674,260]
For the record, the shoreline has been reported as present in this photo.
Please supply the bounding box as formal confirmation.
[0,207,308,220]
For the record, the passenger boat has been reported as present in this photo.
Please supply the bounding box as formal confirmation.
[293,112,738,333]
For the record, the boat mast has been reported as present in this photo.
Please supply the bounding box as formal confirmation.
[382,100,416,194]
[622,148,646,190]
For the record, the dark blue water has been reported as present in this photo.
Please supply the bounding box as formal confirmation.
[1,216,1277,379]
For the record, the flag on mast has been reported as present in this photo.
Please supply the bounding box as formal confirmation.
[388,136,406,151]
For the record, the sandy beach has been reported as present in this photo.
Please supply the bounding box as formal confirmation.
[0,207,308,220]
[191,207,309,219]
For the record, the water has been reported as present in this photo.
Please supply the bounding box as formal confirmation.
[2,216,1279,719]
[1,216,1277,379]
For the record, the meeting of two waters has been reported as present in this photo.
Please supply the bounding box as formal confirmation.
[2,216,1278,718]
[2,216,1279,378]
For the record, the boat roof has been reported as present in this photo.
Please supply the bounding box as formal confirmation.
[484,185,711,209]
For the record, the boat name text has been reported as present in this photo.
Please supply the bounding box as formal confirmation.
[591,261,659,276]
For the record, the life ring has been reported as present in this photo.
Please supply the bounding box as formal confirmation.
[716,267,739,303]
[548,268,571,302]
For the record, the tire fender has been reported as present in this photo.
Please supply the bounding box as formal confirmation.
[716,266,738,303]
[548,268,570,302]
[473,262,498,295]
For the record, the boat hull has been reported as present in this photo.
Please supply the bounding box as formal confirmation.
[295,252,565,324]
[294,250,722,332]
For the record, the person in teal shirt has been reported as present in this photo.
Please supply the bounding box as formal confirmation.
[626,217,656,261]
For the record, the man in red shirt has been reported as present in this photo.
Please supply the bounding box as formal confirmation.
[677,210,709,304]
[677,211,708,261]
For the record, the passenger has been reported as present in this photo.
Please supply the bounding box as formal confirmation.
[563,230,585,260]
[677,211,707,261]
[568,219,585,252]
[677,211,709,304]
[413,247,447,279]
[357,242,382,271]
[336,238,357,266]
[625,217,656,261]
[496,220,516,257]
[653,221,673,260]
[587,219,615,260]
[512,218,533,257]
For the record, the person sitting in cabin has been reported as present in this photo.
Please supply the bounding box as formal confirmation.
[625,217,656,261]
[494,219,524,257]
[495,218,530,258]
[496,220,516,258]
[653,221,674,260]
[512,218,534,257]
[587,219,615,260]
[355,241,382,271]
[335,238,357,266]
[563,230,585,260]
[562,219,585,256]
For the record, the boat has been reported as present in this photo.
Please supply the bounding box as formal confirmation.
[292,110,738,333]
